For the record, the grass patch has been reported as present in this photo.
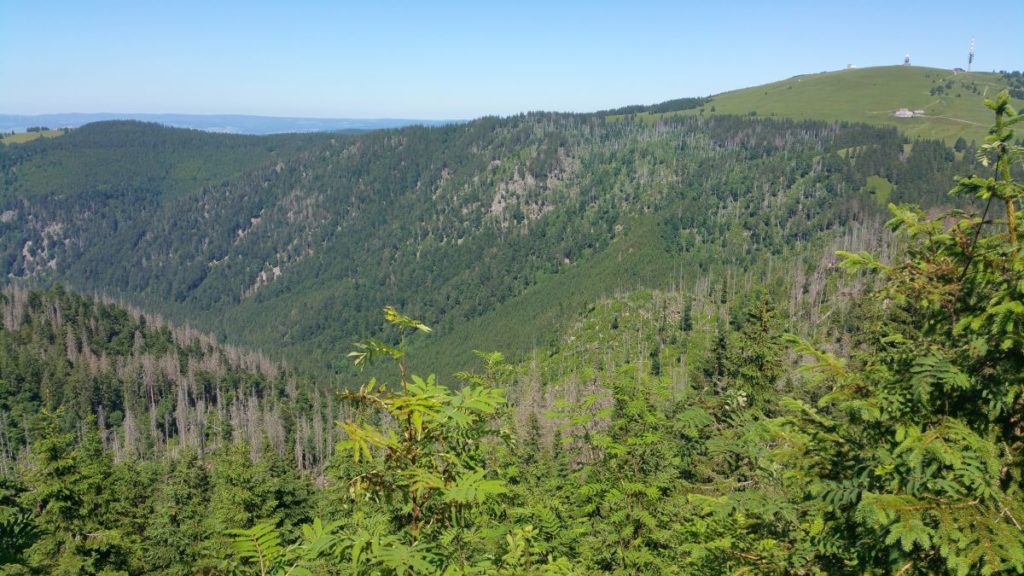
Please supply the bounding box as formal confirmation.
[642,66,1022,145]
[0,129,66,144]
[862,175,894,206]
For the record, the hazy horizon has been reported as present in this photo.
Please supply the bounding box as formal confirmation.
[2,0,1022,119]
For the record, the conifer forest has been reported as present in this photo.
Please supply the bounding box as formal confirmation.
[1,80,1022,574]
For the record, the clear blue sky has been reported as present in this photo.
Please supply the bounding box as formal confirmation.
[2,0,1021,119]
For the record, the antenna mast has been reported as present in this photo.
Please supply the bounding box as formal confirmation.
[968,38,975,72]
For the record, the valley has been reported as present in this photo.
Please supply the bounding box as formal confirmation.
[1,66,1022,574]
[6,67,1012,376]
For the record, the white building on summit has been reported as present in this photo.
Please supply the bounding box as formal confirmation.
[893,109,927,118]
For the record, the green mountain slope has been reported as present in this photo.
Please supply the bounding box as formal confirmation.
[0,121,324,202]
[0,81,989,378]
[641,66,1023,144]
[1,91,1021,576]
[0,286,335,469]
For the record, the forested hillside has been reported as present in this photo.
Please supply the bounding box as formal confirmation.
[1,63,1022,573]
[0,286,335,573]
[3,104,1023,570]
[0,286,339,471]
[0,110,981,376]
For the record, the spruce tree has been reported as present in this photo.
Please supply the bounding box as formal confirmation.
[781,91,1024,574]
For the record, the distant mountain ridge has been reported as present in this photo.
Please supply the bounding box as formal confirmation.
[6,67,1019,139]
[0,112,460,135]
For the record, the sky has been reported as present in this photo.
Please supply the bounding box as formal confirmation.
[2,1,1021,119]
